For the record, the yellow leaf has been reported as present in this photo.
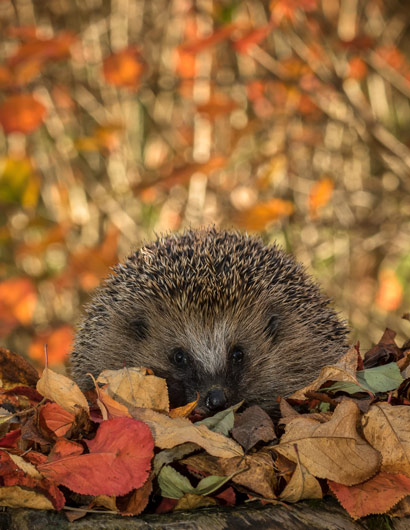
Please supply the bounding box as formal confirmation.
[36,367,89,415]
[97,366,169,414]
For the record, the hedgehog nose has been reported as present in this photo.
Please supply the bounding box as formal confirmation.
[205,388,227,412]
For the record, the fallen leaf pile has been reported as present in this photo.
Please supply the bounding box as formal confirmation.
[0,327,409,521]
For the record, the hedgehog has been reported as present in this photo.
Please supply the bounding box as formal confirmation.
[70,228,349,417]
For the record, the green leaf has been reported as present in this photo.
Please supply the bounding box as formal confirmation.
[158,465,229,499]
[195,401,243,435]
[358,362,403,393]
[158,465,194,499]
[325,363,403,395]
[195,474,232,496]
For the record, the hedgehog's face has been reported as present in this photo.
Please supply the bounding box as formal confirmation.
[112,299,306,417]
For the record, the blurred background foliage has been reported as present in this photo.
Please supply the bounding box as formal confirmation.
[0,0,409,371]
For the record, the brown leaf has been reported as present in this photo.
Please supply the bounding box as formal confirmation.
[97,367,169,413]
[329,473,410,519]
[279,463,322,502]
[275,400,380,485]
[0,346,39,388]
[120,477,153,515]
[232,405,276,451]
[364,328,403,368]
[36,367,89,415]
[184,450,276,499]
[289,346,361,400]
[362,402,410,476]
[131,407,243,459]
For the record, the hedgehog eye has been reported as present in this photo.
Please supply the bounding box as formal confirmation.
[172,348,189,366]
[230,346,244,365]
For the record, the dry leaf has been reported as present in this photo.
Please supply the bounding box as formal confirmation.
[275,400,380,485]
[120,477,153,516]
[131,407,243,459]
[183,450,277,499]
[0,346,39,388]
[290,346,361,400]
[97,367,169,413]
[362,403,410,476]
[96,386,131,420]
[36,367,89,415]
[232,405,276,451]
[174,493,217,511]
[169,395,199,419]
[0,485,54,510]
[280,463,322,502]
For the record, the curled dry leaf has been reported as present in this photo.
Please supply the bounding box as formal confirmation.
[38,417,154,496]
[290,346,361,400]
[329,473,410,520]
[36,367,89,415]
[279,462,322,503]
[96,386,131,420]
[275,400,380,485]
[97,367,169,413]
[131,407,243,459]
[362,403,410,477]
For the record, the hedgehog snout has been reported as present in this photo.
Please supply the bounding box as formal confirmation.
[204,387,227,412]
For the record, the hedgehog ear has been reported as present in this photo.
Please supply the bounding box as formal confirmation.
[129,317,149,340]
[265,313,280,339]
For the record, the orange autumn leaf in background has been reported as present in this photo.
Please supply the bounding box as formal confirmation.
[236,198,294,231]
[375,270,403,312]
[103,47,144,89]
[0,94,46,134]
[29,325,74,365]
[0,278,37,337]
[308,177,334,218]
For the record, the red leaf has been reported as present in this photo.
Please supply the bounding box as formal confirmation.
[0,451,65,510]
[329,473,410,519]
[0,429,21,448]
[48,438,84,461]
[38,417,154,496]
[0,94,46,134]
[39,402,75,437]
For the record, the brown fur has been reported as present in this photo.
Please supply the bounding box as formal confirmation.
[70,228,349,416]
